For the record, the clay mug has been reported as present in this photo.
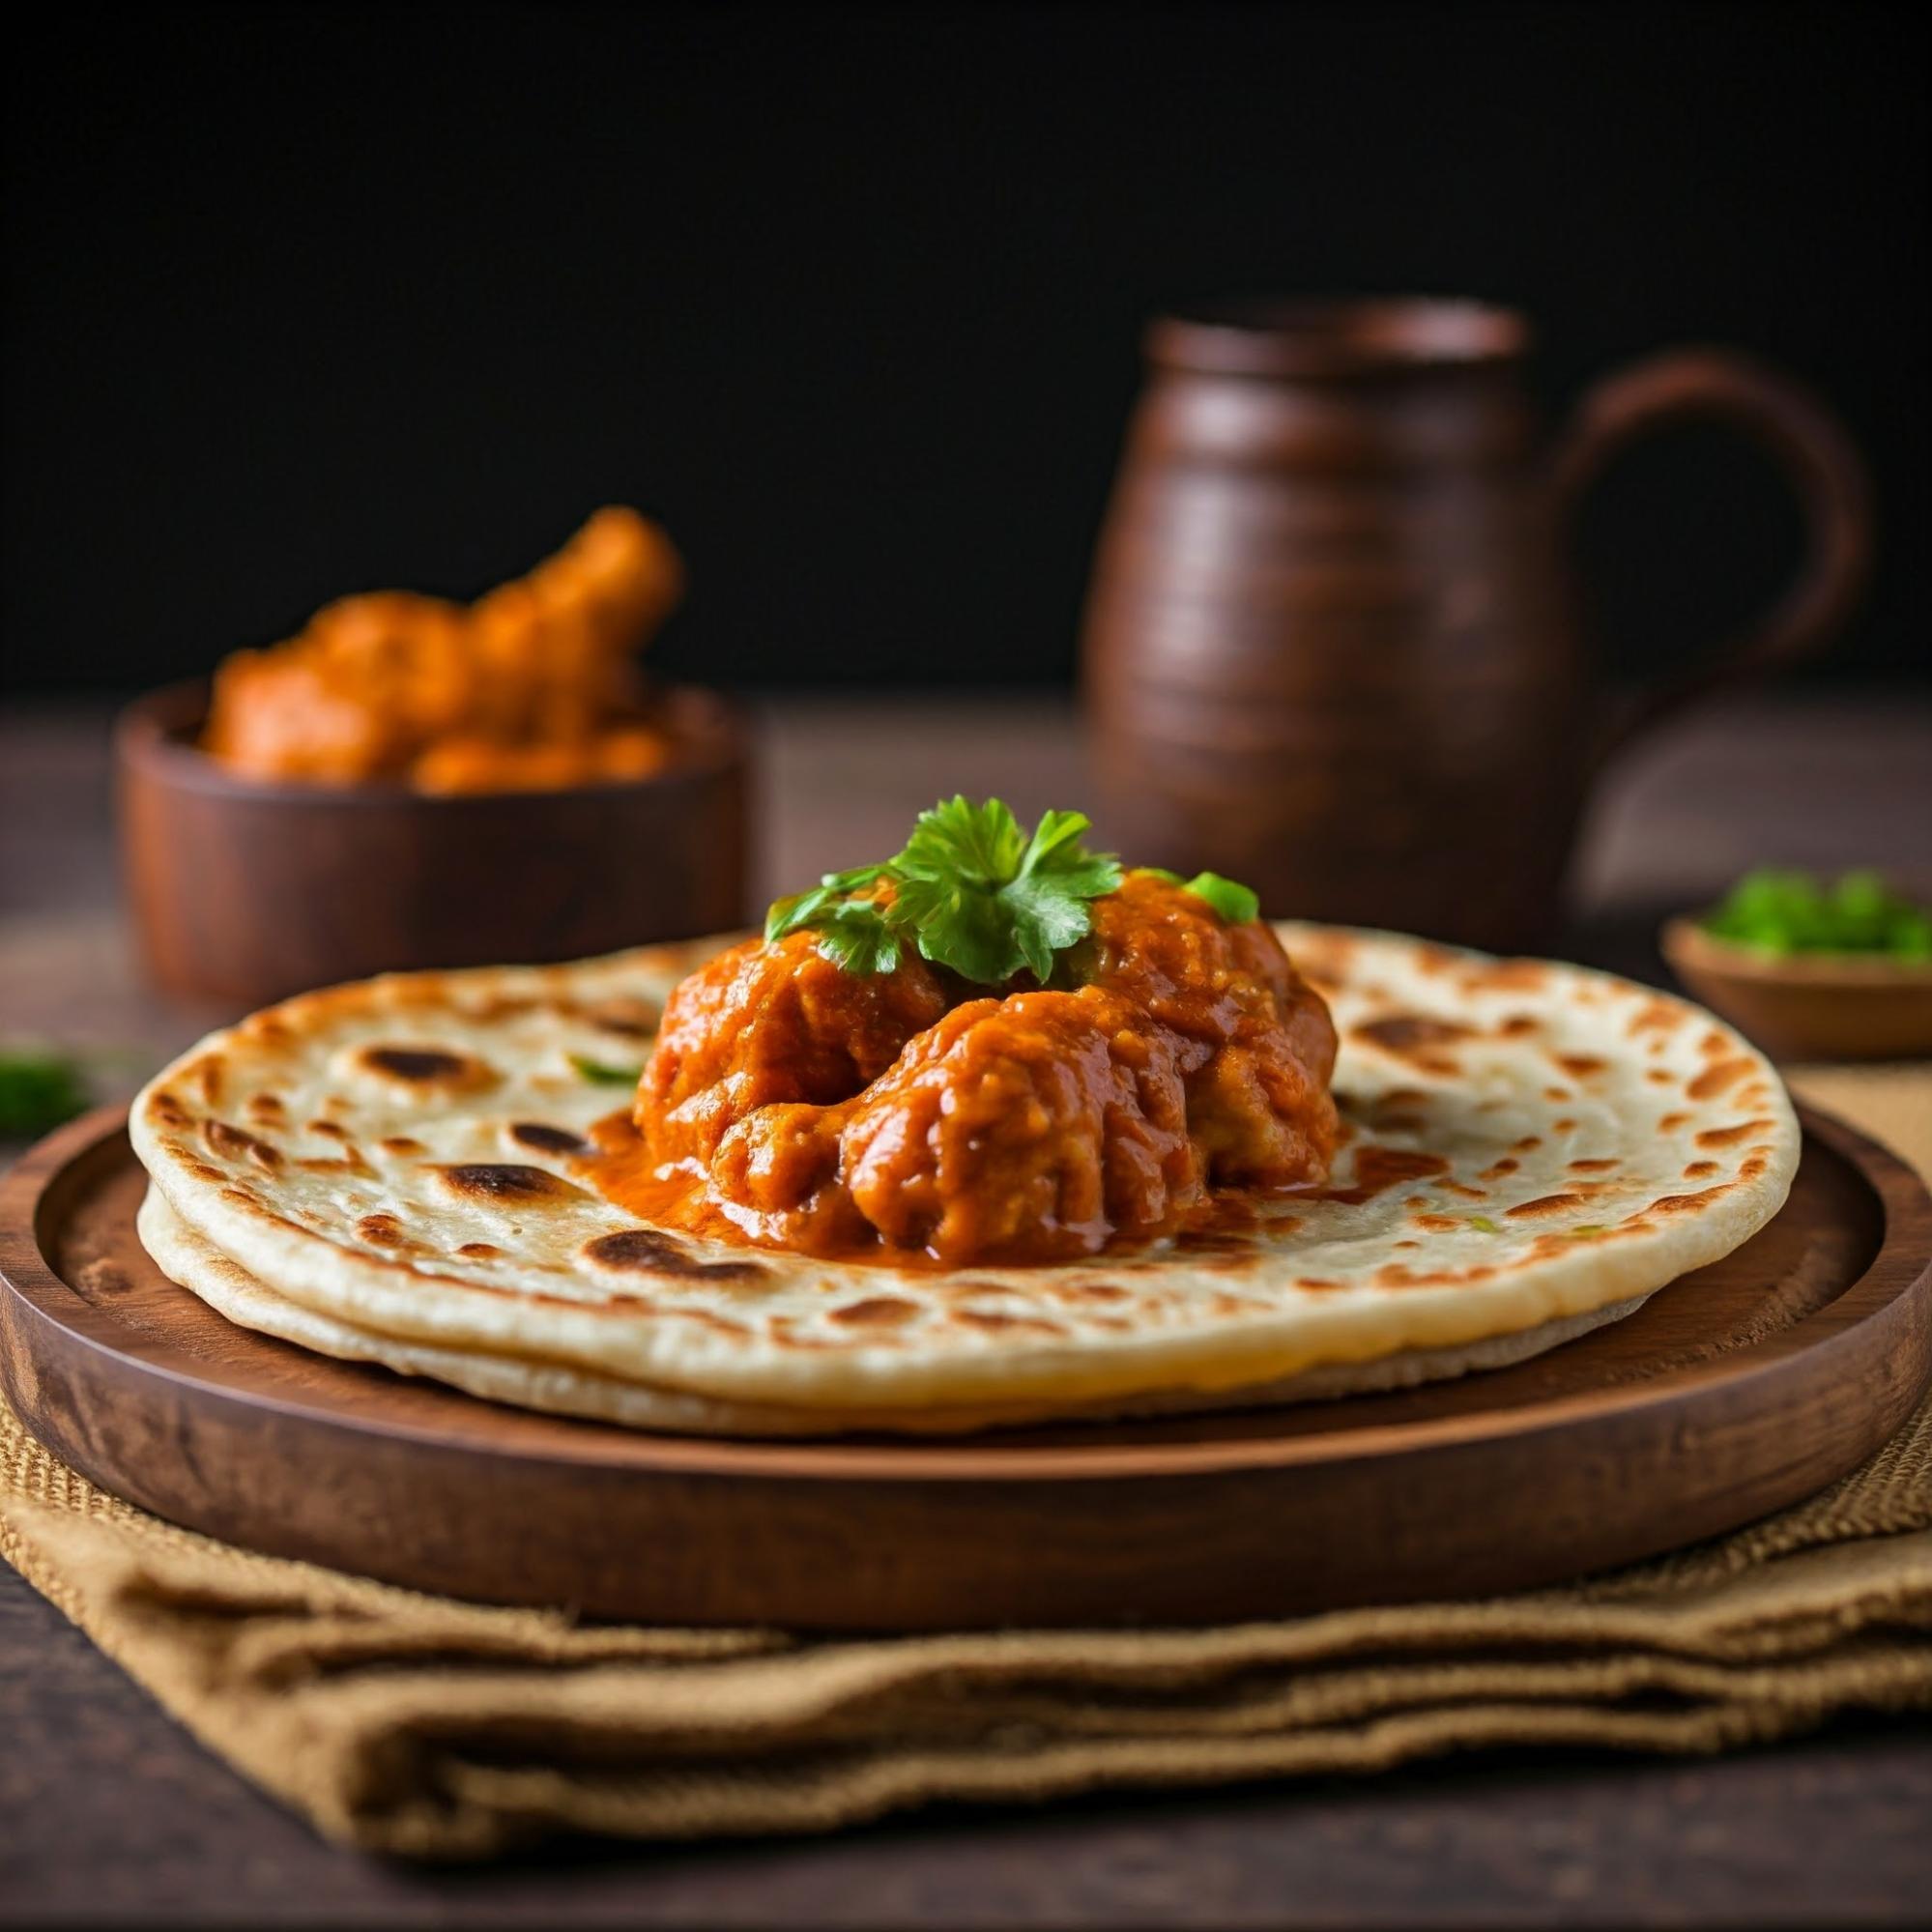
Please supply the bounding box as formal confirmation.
[1081,298,1872,951]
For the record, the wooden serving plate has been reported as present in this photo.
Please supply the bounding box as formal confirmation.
[3,1106,1928,1631]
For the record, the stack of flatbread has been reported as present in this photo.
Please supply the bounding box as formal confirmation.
[130,926,1799,1436]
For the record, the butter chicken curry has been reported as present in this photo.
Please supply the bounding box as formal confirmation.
[609,803,1339,1267]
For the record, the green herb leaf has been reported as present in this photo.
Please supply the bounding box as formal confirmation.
[897,795,1029,889]
[764,890,823,943]
[764,864,891,942]
[813,899,903,977]
[892,869,1019,983]
[0,1050,91,1139]
[568,1053,644,1085]
[1002,871,1100,982]
[1180,872,1260,924]
[761,798,1123,986]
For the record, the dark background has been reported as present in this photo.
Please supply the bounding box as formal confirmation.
[3,0,1925,697]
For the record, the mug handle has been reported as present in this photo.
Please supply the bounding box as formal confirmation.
[1552,347,1873,772]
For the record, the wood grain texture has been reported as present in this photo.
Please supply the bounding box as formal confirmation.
[1081,301,1873,952]
[116,679,750,1006]
[3,1103,1926,1630]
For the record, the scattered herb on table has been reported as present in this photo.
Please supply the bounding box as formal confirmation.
[1701,869,1932,960]
[0,1049,91,1139]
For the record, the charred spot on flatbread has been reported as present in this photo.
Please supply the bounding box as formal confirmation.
[507,1122,591,1157]
[1351,1014,1475,1077]
[1457,958,1548,994]
[1642,1182,1735,1218]
[436,1163,588,1204]
[1554,1053,1607,1080]
[359,1045,494,1090]
[203,1119,283,1170]
[580,996,663,1039]
[1505,1192,1587,1219]
[829,1296,920,1328]
[1688,1057,1754,1101]
[580,1228,772,1282]
[950,1309,1069,1339]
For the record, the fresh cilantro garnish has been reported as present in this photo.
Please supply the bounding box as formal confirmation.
[1137,867,1260,925]
[812,898,903,977]
[766,798,1126,985]
[764,865,891,945]
[568,1053,645,1085]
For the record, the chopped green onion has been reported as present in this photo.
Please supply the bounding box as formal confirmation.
[568,1053,644,1085]
[1179,872,1260,925]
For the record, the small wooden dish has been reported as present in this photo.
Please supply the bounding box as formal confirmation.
[116,679,749,1007]
[2,1104,1926,1631]
[1662,916,1932,1062]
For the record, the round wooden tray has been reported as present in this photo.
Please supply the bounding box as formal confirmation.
[3,1105,1928,1631]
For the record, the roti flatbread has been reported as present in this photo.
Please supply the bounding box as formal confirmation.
[135,1182,1653,1435]
[128,926,1799,1435]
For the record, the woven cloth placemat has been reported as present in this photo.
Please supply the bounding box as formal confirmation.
[3,1067,1929,1859]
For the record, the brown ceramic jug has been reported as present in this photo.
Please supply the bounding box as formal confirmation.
[1081,299,1872,950]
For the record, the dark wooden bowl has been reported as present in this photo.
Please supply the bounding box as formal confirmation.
[1661,917,1932,1062]
[117,679,749,1007]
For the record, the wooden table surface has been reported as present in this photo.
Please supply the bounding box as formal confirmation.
[3,690,1930,1929]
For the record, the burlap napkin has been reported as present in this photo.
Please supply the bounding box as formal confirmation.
[3,1067,1928,1860]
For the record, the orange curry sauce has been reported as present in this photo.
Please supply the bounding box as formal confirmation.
[584,872,1348,1269]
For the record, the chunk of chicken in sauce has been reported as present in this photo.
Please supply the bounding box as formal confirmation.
[1088,873,1340,1188]
[842,986,1199,1261]
[629,872,1339,1265]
